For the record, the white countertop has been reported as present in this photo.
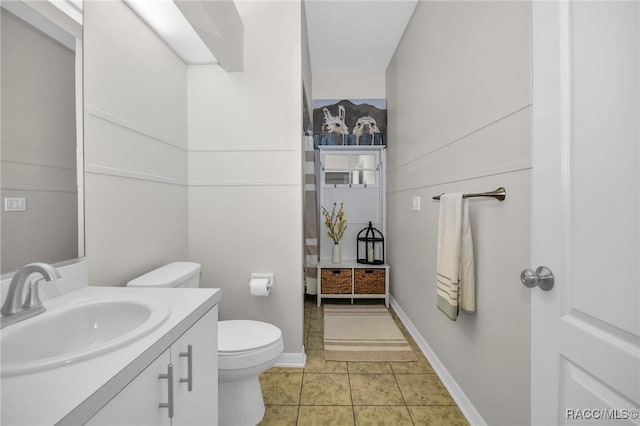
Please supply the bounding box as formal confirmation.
[1,286,222,426]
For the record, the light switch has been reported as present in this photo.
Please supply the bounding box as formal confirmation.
[412,196,421,211]
[4,197,26,211]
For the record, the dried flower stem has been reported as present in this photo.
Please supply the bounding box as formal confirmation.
[321,202,347,244]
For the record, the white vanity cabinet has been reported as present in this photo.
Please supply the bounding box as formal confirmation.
[171,306,218,425]
[86,350,172,425]
[86,306,218,426]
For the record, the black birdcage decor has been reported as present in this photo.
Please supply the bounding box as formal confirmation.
[357,222,385,265]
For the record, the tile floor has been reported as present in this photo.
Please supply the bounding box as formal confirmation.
[258,296,470,425]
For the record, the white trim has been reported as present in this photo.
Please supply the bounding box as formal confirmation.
[188,180,299,187]
[1,185,77,194]
[75,37,85,258]
[386,160,531,195]
[387,104,531,173]
[86,106,186,152]
[274,351,306,368]
[390,296,486,426]
[85,165,188,186]
[189,146,296,153]
[1,159,76,172]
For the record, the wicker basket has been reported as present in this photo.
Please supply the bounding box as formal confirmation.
[354,269,385,294]
[321,269,352,294]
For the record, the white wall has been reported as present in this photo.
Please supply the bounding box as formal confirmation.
[1,9,77,273]
[386,2,531,425]
[313,71,385,100]
[302,0,312,115]
[82,1,304,357]
[187,1,304,355]
[83,1,188,286]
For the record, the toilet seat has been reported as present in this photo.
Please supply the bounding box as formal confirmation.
[218,320,283,370]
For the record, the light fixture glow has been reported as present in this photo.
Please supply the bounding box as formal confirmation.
[124,0,217,65]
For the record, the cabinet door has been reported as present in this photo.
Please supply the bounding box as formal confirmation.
[86,350,172,426]
[171,306,218,426]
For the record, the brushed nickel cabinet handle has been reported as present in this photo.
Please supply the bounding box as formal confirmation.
[179,344,193,391]
[158,363,174,418]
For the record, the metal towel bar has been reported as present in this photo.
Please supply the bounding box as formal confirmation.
[432,187,506,201]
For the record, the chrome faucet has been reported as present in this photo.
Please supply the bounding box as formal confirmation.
[1,262,61,328]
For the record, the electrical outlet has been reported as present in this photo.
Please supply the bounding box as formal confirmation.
[412,196,421,211]
[4,197,26,211]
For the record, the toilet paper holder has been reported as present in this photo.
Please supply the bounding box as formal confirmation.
[249,273,274,295]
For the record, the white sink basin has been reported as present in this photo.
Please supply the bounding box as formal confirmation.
[1,295,170,377]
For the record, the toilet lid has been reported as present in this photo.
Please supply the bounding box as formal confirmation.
[127,262,201,288]
[218,320,282,354]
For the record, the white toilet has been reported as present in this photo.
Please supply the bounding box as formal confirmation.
[218,320,283,425]
[127,262,284,426]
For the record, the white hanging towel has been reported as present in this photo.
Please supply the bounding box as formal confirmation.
[436,193,476,320]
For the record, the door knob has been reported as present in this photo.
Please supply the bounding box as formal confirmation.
[520,266,554,291]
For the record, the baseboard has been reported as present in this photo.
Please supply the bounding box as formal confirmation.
[275,350,306,368]
[390,296,487,426]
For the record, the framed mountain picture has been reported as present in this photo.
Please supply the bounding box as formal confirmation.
[312,99,387,147]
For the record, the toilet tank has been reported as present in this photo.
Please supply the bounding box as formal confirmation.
[126,262,201,288]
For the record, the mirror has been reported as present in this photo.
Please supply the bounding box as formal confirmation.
[0,0,83,274]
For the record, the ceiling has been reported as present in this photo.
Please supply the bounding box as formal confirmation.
[304,0,418,73]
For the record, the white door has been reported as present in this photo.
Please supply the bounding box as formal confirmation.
[531,1,639,425]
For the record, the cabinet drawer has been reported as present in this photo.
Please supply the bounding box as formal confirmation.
[321,269,352,294]
[354,269,385,294]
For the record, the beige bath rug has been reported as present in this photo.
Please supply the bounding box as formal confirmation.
[323,304,417,362]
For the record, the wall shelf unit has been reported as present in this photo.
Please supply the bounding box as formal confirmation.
[317,146,388,305]
[318,146,385,260]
